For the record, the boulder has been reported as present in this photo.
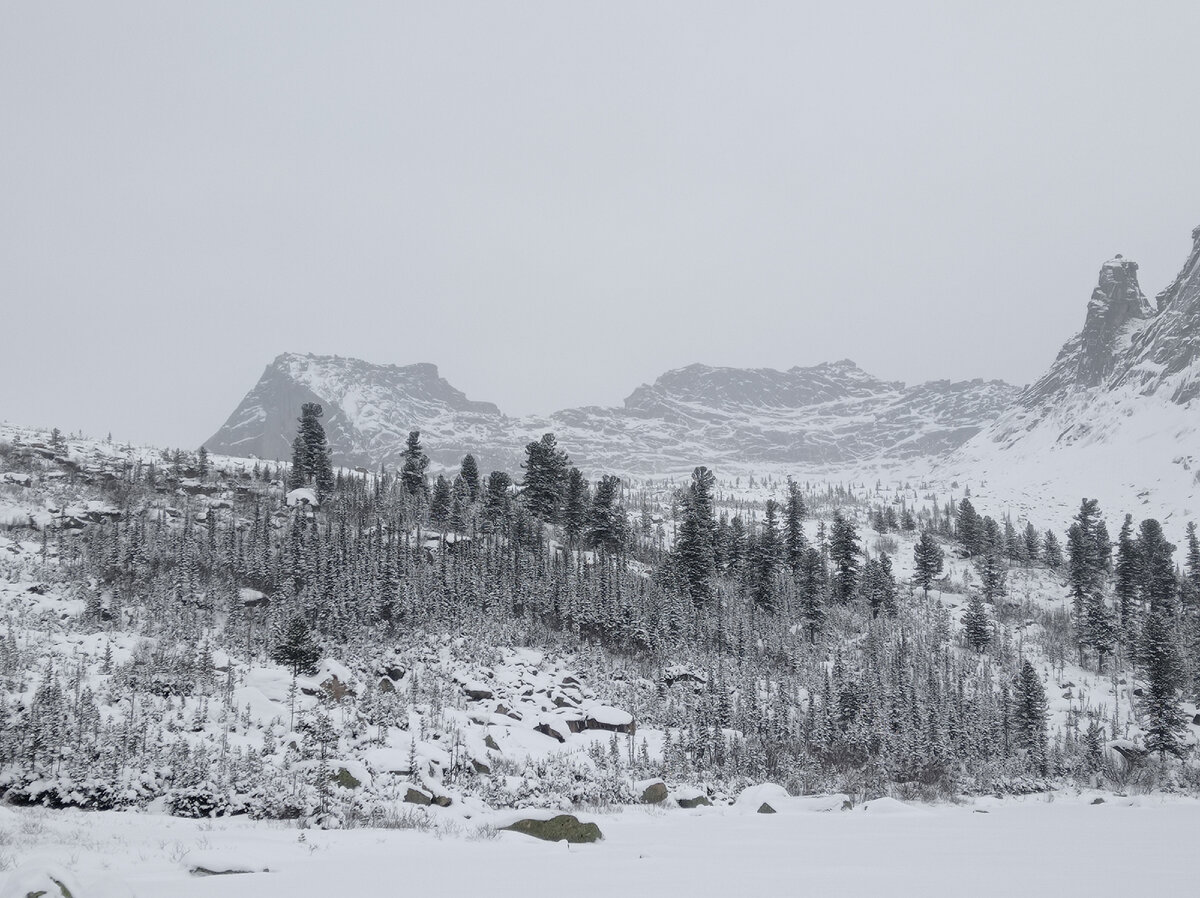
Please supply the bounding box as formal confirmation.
[1193,713,1200,725]
[378,678,395,693]
[757,803,777,814]
[403,787,432,806]
[582,705,635,735]
[484,734,501,751]
[331,767,361,790]
[501,814,603,844]
[639,780,668,804]
[321,676,351,701]
[676,793,711,809]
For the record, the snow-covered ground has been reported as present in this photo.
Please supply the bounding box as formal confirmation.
[2,792,1197,897]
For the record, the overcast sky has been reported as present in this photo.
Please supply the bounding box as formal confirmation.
[3,1,1198,448]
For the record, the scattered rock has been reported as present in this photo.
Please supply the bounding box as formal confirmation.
[404,787,432,806]
[1091,797,1105,805]
[639,780,668,804]
[502,814,602,843]
[973,809,989,814]
[321,676,351,701]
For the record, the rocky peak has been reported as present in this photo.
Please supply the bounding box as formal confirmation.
[1109,224,1200,403]
[1019,254,1156,408]
[1076,256,1155,388]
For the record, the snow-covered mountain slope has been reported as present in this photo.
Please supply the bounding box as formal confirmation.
[207,355,1019,475]
[942,224,1200,533]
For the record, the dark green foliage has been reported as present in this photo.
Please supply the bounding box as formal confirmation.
[586,475,625,555]
[271,615,321,677]
[1082,591,1117,670]
[828,512,860,604]
[1042,530,1063,569]
[976,549,1007,603]
[913,529,944,596]
[861,552,897,618]
[430,475,452,530]
[750,499,781,611]
[956,498,982,557]
[797,547,826,643]
[1139,611,1186,758]
[1113,514,1139,628]
[1137,519,1176,614]
[562,467,589,549]
[521,433,570,522]
[1012,660,1048,774]
[401,431,429,500]
[459,454,481,502]
[963,593,991,652]
[783,480,807,577]
[676,467,717,609]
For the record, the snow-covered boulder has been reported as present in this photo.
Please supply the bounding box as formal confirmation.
[285,487,318,507]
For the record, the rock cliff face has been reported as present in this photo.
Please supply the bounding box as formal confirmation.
[945,224,1200,531]
[1019,256,1156,409]
[1110,226,1200,404]
[207,355,1019,475]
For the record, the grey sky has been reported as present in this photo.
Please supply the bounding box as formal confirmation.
[3,1,1198,449]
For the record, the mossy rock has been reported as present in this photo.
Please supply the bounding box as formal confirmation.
[23,878,74,898]
[404,787,432,806]
[502,814,602,843]
[757,802,776,814]
[677,794,711,809]
[640,781,668,804]
[331,767,361,789]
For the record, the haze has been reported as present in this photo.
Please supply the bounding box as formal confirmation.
[3,1,1199,449]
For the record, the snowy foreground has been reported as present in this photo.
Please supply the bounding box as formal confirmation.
[2,793,1197,897]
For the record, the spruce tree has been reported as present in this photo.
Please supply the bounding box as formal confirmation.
[1022,522,1040,563]
[1137,519,1176,614]
[913,529,944,597]
[1082,590,1117,671]
[401,431,430,500]
[750,499,781,612]
[783,480,808,578]
[828,512,860,604]
[1042,530,1063,569]
[963,592,992,652]
[459,454,481,503]
[430,475,452,531]
[1183,521,1200,611]
[1012,660,1048,774]
[562,467,590,549]
[956,498,982,557]
[521,433,569,522]
[272,615,321,678]
[976,549,1007,603]
[1139,610,1186,758]
[1113,514,1139,628]
[586,475,625,555]
[677,467,717,609]
[797,547,826,643]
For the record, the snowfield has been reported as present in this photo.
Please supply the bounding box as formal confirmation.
[1,793,1197,897]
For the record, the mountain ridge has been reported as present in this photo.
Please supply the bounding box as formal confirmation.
[206,353,1019,475]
